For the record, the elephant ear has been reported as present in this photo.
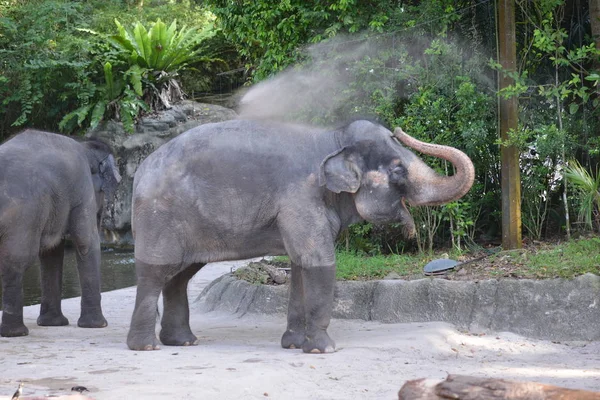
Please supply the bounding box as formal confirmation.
[91,173,103,193]
[99,154,122,199]
[319,147,362,193]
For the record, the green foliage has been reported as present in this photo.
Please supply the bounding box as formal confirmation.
[59,62,149,133]
[109,18,211,73]
[493,0,600,238]
[0,0,218,138]
[334,250,424,280]
[0,0,97,136]
[519,238,600,278]
[109,18,216,110]
[205,0,400,80]
[338,222,409,255]
[58,17,216,134]
[565,160,600,231]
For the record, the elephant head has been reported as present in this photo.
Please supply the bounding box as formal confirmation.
[82,140,122,220]
[320,122,475,237]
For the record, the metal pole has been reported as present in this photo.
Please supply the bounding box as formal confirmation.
[498,0,522,249]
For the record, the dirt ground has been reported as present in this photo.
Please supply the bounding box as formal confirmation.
[1,261,600,400]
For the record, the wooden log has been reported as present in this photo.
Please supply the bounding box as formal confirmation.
[398,374,600,400]
[0,396,92,400]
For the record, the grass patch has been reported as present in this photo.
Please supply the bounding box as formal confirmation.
[273,250,455,280]
[335,251,427,280]
[510,237,600,278]
[272,237,600,280]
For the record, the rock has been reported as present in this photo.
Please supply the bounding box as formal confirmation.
[234,261,288,285]
[234,266,270,285]
[384,272,403,280]
[262,264,288,284]
[87,101,237,246]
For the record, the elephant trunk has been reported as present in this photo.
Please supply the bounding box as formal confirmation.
[393,127,475,206]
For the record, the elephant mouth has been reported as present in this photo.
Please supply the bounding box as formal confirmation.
[400,197,416,238]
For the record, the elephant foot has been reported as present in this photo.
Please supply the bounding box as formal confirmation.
[127,331,161,351]
[302,330,336,354]
[281,329,306,349]
[159,329,198,347]
[37,312,69,327]
[0,323,29,338]
[77,313,107,328]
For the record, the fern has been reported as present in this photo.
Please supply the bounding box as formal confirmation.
[59,104,92,132]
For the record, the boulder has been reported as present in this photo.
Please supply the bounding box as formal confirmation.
[87,101,238,246]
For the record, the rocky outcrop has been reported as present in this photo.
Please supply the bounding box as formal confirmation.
[88,101,237,246]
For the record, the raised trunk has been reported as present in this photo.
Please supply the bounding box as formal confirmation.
[393,127,475,206]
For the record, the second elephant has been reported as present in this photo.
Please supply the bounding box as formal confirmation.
[0,129,121,337]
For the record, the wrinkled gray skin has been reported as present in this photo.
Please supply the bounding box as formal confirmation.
[0,129,122,337]
[127,119,474,353]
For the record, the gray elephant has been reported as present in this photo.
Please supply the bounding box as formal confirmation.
[0,129,121,337]
[127,119,474,353]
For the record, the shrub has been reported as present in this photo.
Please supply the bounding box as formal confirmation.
[60,18,217,133]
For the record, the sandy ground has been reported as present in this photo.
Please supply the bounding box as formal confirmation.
[1,261,600,400]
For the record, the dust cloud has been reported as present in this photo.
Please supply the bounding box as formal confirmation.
[237,35,399,125]
[236,33,495,126]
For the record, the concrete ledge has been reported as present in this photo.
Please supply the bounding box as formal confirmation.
[194,273,600,341]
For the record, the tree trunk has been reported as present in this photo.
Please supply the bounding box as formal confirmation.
[591,0,600,66]
[591,0,600,106]
[398,374,600,400]
[556,64,571,240]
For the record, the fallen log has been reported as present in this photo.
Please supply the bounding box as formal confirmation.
[0,396,92,400]
[398,374,600,400]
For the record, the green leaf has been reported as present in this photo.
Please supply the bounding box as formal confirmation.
[110,19,135,53]
[569,103,579,115]
[585,73,600,82]
[90,100,107,130]
[148,18,168,69]
[59,105,92,131]
[133,22,152,67]
[127,65,144,96]
[104,62,115,99]
[119,102,135,134]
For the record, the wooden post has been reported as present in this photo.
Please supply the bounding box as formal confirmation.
[498,0,522,249]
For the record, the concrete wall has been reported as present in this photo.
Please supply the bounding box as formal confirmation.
[195,273,600,341]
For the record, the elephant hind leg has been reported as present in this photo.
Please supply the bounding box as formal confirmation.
[159,263,205,346]
[37,240,69,327]
[0,253,34,337]
[127,260,165,350]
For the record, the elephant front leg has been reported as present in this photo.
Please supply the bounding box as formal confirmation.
[74,246,107,328]
[70,208,107,329]
[281,262,307,349]
[278,207,338,353]
[37,241,69,326]
[300,265,336,353]
[280,262,337,354]
[0,264,29,337]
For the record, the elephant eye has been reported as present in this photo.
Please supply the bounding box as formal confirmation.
[389,165,406,184]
